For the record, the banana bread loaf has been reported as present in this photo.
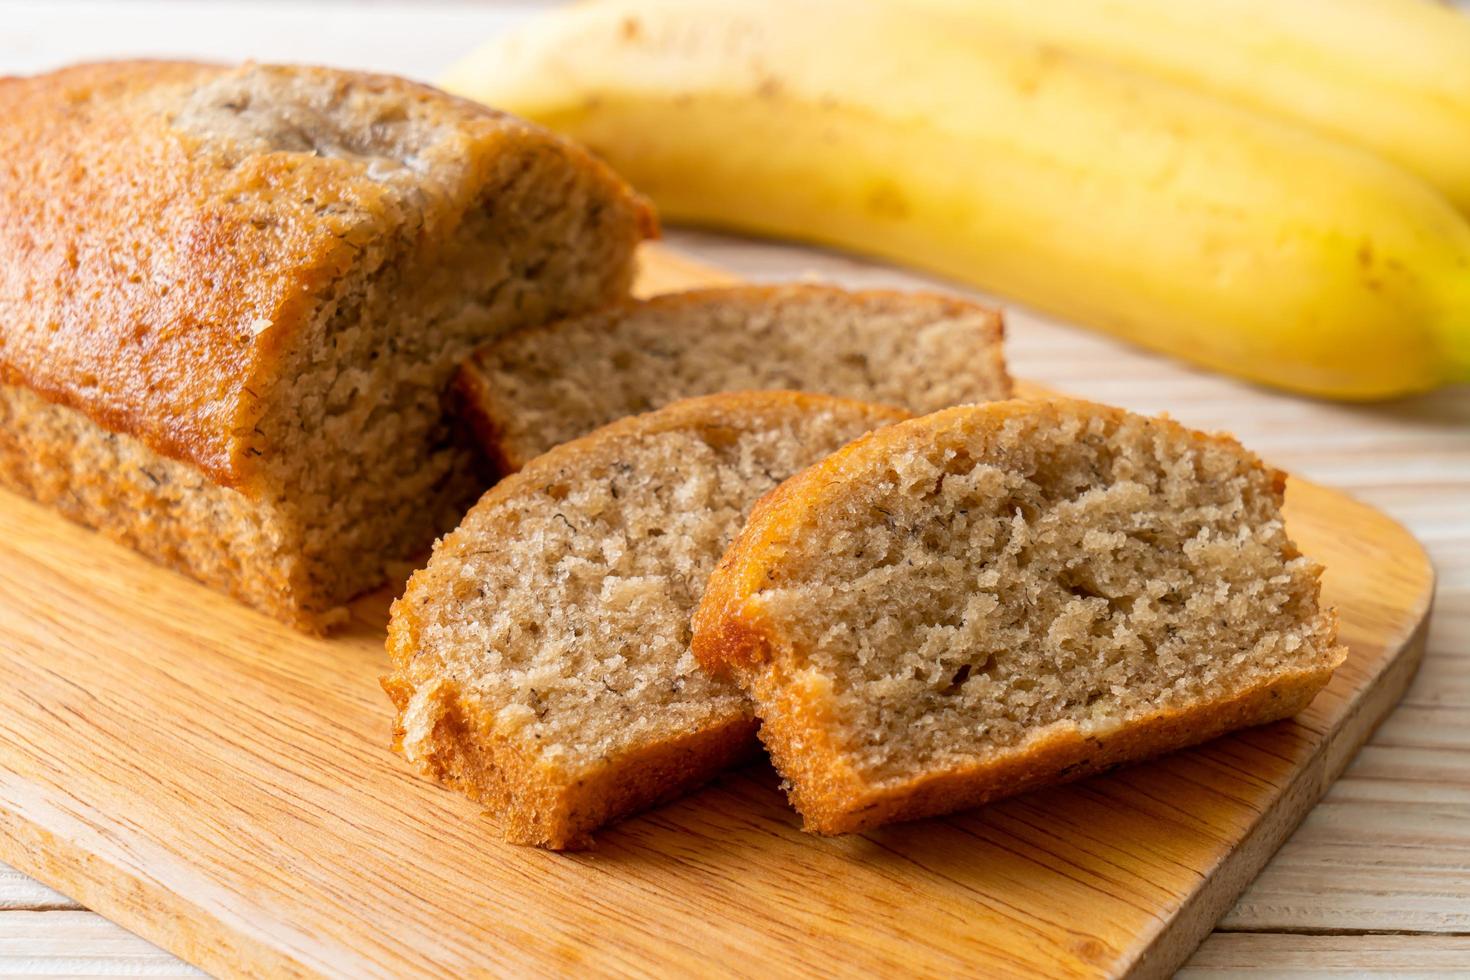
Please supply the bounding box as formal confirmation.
[693,398,1345,834]
[455,284,1009,472]
[0,61,654,629]
[384,391,906,848]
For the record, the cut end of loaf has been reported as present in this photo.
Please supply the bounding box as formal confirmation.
[385,390,908,847]
[234,105,654,625]
[694,398,1345,834]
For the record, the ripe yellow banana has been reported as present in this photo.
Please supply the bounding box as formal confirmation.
[442,0,1470,399]
[922,0,1470,215]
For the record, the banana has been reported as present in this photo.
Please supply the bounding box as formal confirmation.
[442,0,1470,398]
[922,0,1470,215]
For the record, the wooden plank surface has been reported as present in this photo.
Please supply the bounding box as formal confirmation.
[0,868,73,913]
[0,244,1434,979]
[1180,934,1470,978]
[0,912,203,978]
[2,2,1467,975]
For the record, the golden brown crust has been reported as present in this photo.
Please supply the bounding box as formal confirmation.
[757,659,1337,835]
[447,364,521,481]
[0,60,654,627]
[0,60,656,488]
[385,390,908,848]
[382,668,759,849]
[692,397,1342,833]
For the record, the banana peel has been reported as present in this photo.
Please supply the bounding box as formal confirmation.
[922,0,1470,216]
[442,0,1470,399]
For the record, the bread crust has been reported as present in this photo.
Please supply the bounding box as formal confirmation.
[693,397,1344,834]
[448,360,522,481]
[386,390,907,848]
[455,283,1009,471]
[0,60,656,489]
[0,60,655,626]
[748,656,1335,835]
[382,670,760,849]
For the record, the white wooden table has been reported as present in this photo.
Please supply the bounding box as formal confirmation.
[3,2,1468,976]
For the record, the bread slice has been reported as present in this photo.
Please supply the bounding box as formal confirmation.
[693,398,1345,835]
[384,390,907,848]
[0,61,654,630]
[455,284,1009,472]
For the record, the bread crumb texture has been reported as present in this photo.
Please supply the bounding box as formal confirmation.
[0,61,653,628]
[692,398,1344,834]
[385,391,906,848]
[456,283,1009,470]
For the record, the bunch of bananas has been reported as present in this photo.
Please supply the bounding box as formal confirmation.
[442,0,1470,399]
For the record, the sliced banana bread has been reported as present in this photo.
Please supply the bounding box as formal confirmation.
[384,390,906,848]
[0,61,654,630]
[455,284,1008,472]
[693,398,1345,835]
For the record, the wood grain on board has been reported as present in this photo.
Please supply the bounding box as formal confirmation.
[0,246,1434,978]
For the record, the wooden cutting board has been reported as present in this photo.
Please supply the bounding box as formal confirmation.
[0,245,1432,979]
